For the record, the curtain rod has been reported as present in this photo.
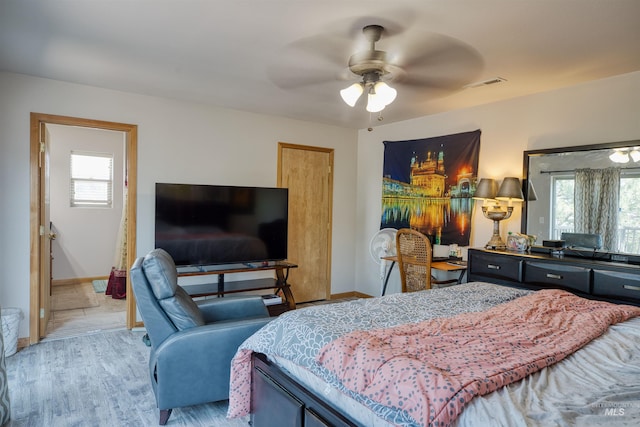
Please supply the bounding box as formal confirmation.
[540,167,640,174]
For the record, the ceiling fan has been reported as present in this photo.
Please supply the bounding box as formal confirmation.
[267,19,484,115]
[339,25,401,112]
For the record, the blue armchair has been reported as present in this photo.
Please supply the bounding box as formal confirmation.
[131,248,272,425]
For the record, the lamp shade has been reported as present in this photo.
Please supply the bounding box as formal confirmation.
[473,178,498,199]
[340,83,364,107]
[496,177,524,201]
[374,82,397,105]
[366,92,386,112]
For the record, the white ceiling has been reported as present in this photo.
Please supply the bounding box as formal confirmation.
[1,0,639,129]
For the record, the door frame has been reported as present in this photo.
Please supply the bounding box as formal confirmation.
[29,113,138,344]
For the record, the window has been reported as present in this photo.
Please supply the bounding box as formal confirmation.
[619,172,640,253]
[551,176,574,239]
[70,151,113,207]
[551,172,640,253]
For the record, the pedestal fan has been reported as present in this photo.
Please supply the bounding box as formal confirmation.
[369,228,398,295]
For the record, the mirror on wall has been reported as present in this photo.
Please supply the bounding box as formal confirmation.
[522,139,640,258]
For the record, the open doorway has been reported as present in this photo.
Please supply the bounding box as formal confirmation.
[46,125,126,339]
[29,113,138,344]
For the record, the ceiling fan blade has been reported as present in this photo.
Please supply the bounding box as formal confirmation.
[267,34,354,89]
[398,33,484,74]
[267,11,418,91]
[287,34,352,68]
[395,75,469,92]
[268,70,342,90]
[389,31,484,89]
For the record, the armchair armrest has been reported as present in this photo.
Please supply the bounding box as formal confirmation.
[196,295,269,323]
[153,316,271,363]
[151,316,272,409]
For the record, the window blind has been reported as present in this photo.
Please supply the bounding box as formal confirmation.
[70,151,113,207]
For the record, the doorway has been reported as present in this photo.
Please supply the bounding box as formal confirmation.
[277,143,333,303]
[29,113,138,344]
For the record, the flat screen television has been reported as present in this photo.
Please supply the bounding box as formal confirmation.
[155,183,288,267]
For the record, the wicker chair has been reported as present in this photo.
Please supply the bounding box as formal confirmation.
[396,228,433,292]
[396,228,457,292]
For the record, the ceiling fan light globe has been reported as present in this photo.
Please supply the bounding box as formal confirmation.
[630,150,640,162]
[609,150,629,163]
[366,93,386,112]
[340,83,364,107]
[374,82,397,105]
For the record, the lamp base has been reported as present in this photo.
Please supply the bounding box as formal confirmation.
[485,238,507,251]
[485,218,507,250]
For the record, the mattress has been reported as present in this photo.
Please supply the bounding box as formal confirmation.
[273,316,640,426]
[229,282,640,426]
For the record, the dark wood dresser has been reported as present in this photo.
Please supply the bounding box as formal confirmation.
[468,248,640,306]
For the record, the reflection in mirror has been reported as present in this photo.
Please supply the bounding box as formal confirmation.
[523,140,640,256]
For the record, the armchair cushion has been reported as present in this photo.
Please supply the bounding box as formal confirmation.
[142,248,179,299]
[143,248,204,329]
[160,286,205,330]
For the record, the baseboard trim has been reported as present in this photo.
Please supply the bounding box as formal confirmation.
[17,337,29,351]
[52,276,109,286]
[330,291,372,299]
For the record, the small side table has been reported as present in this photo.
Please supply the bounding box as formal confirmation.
[380,256,467,296]
[431,261,467,284]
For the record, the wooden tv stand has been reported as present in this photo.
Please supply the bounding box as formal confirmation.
[177,262,297,316]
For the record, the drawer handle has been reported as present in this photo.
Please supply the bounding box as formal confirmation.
[623,284,640,292]
[546,273,563,280]
[487,264,501,270]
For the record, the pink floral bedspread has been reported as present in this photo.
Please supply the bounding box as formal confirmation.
[315,289,640,426]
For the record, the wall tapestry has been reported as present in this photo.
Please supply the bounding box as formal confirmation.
[380,129,481,246]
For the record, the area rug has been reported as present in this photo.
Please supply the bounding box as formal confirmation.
[51,283,99,311]
[92,280,107,294]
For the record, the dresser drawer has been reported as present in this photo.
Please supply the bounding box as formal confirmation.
[593,270,640,303]
[469,252,523,282]
[524,261,591,293]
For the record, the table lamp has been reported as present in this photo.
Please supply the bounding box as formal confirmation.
[474,177,524,250]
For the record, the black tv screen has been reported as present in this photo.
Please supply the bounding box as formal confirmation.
[155,183,288,267]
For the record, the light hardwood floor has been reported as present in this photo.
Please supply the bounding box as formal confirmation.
[6,329,248,426]
[6,293,357,425]
[45,282,127,341]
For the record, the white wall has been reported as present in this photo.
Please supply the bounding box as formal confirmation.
[49,125,125,280]
[355,71,640,297]
[3,70,639,340]
[0,72,358,340]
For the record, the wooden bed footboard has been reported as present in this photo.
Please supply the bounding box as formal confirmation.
[251,352,360,427]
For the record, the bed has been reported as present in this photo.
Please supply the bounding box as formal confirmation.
[227,282,640,426]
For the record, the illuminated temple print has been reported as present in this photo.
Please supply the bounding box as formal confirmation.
[380,130,481,246]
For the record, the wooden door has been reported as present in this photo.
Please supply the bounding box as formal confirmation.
[39,123,52,335]
[278,143,333,303]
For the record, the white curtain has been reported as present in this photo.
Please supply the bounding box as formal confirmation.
[106,187,127,299]
[574,167,620,251]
